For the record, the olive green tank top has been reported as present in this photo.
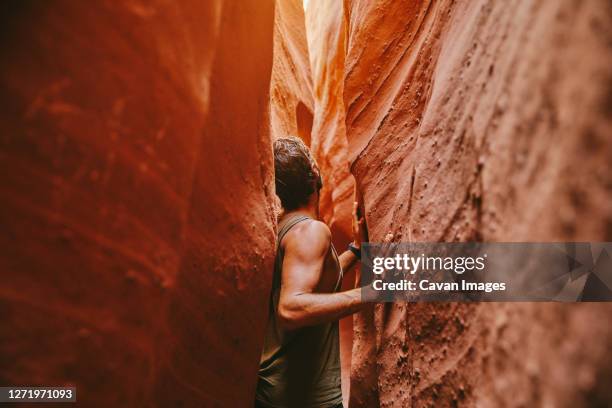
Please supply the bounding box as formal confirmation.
[256,214,343,408]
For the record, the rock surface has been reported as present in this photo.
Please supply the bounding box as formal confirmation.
[308,0,612,406]
[2,0,611,406]
[0,1,275,406]
[305,1,356,403]
[270,0,314,143]
[271,1,357,401]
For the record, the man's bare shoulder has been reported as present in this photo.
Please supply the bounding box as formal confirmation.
[283,219,331,259]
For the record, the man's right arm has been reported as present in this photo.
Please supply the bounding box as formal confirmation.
[276,220,366,331]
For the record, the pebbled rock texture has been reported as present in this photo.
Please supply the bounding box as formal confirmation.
[0,1,276,406]
[308,0,612,406]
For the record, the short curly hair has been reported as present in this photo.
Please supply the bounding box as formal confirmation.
[273,136,322,211]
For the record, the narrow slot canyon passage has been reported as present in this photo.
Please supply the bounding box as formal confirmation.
[0,0,611,407]
[272,0,612,406]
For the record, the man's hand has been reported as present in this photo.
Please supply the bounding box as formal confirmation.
[339,200,367,274]
[352,200,367,249]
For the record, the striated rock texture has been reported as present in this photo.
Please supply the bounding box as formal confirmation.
[311,0,612,406]
[269,0,314,144]
[0,1,275,407]
[272,1,358,401]
[305,0,354,248]
[305,1,356,403]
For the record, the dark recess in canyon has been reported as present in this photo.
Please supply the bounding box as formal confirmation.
[1,0,611,407]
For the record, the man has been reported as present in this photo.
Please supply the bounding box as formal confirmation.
[255,136,368,408]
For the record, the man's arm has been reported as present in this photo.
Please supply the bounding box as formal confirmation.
[338,200,367,273]
[338,250,359,273]
[277,220,365,330]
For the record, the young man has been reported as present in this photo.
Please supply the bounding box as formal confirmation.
[255,136,368,408]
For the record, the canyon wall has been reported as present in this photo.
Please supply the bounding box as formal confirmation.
[1,0,610,406]
[0,1,275,406]
[309,0,612,406]
[305,2,356,403]
[270,0,314,144]
[306,0,355,248]
[271,0,357,401]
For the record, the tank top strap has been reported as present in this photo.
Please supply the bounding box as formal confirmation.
[276,214,311,249]
[330,244,343,292]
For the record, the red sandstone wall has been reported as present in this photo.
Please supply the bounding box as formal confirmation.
[2,0,611,406]
[309,0,612,406]
[272,1,358,401]
[270,0,314,144]
[305,1,356,403]
[345,1,612,407]
[0,1,275,406]
[305,0,355,249]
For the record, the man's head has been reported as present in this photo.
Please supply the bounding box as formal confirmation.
[273,136,322,211]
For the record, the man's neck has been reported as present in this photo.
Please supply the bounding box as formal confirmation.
[283,207,317,220]
[281,192,319,221]
[283,201,318,220]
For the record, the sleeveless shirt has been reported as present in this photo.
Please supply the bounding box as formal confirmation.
[255,214,343,408]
